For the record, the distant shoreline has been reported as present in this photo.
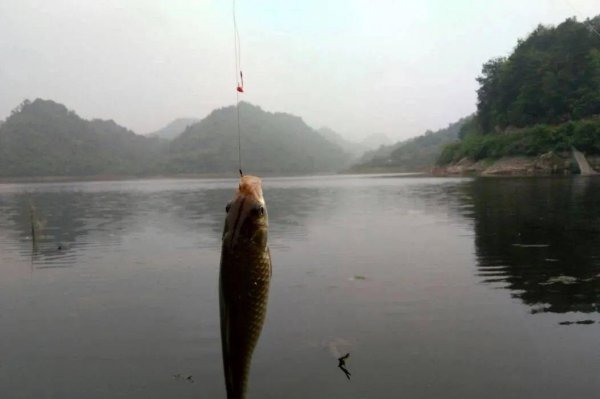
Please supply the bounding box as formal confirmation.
[5,170,599,184]
[0,172,431,184]
[0,174,253,184]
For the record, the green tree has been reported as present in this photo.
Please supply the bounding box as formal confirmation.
[475,16,600,132]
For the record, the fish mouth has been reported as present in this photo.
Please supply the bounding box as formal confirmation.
[226,176,267,249]
[237,175,264,200]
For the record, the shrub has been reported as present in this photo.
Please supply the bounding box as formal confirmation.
[437,117,600,165]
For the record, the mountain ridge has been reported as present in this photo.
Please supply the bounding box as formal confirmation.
[0,99,358,177]
[165,102,351,174]
[149,118,201,140]
[0,99,164,177]
[351,117,469,172]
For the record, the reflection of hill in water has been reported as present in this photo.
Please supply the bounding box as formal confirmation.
[0,180,328,268]
[0,189,145,265]
[460,177,600,314]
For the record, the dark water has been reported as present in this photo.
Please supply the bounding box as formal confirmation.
[0,175,599,399]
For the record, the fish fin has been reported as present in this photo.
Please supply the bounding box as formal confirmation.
[219,272,233,396]
[267,247,272,278]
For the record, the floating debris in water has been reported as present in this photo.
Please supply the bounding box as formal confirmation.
[28,202,46,250]
[530,305,552,314]
[577,320,595,325]
[351,275,367,281]
[172,374,194,383]
[559,320,595,326]
[544,258,560,262]
[539,275,578,285]
[325,337,355,359]
[512,244,550,248]
[337,353,351,380]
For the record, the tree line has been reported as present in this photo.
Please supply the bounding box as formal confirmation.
[439,15,600,165]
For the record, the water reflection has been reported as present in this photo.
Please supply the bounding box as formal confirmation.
[1,176,600,398]
[0,189,144,267]
[459,177,600,314]
[0,180,331,270]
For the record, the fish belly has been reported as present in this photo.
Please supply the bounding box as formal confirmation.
[219,246,271,399]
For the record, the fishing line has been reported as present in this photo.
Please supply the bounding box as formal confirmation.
[233,0,244,177]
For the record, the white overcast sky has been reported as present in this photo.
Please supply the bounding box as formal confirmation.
[0,0,598,141]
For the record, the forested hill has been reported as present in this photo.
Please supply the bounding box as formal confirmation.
[316,128,393,160]
[0,99,351,177]
[164,102,349,174]
[476,16,600,131]
[0,99,164,177]
[150,118,200,140]
[439,16,600,165]
[351,117,468,172]
[317,127,365,159]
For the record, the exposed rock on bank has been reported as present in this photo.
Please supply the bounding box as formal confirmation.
[572,148,599,176]
[589,156,600,171]
[433,151,587,176]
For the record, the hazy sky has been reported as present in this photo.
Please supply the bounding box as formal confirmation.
[0,1,598,141]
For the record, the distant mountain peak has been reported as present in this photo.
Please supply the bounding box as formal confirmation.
[149,117,201,140]
[13,98,70,118]
[0,98,163,177]
[359,133,392,150]
[317,126,365,159]
[167,102,350,174]
[1,99,354,177]
[352,117,469,172]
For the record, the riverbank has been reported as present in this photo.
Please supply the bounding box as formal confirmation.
[0,174,224,184]
[432,152,600,176]
[0,171,427,185]
[3,162,597,184]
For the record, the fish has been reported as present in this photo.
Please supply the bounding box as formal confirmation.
[219,175,272,399]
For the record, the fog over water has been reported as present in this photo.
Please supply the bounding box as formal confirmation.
[1,0,598,140]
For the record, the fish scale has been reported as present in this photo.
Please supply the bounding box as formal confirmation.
[219,175,272,399]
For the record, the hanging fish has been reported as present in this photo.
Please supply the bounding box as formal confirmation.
[219,175,272,399]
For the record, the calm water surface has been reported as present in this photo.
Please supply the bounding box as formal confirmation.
[0,175,599,398]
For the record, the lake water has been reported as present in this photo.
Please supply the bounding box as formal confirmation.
[0,175,599,399]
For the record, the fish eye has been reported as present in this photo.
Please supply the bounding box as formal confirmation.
[225,202,231,213]
[251,205,264,216]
